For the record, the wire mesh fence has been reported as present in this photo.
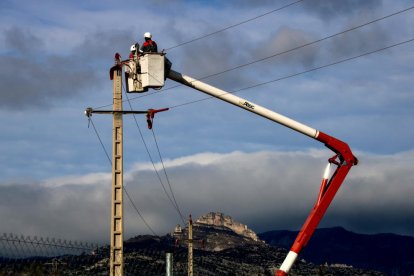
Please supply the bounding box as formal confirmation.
[0,233,177,275]
[0,233,107,275]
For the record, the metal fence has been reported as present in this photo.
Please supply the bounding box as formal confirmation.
[0,233,176,275]
[0,233,106,275]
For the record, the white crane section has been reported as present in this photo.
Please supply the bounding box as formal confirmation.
[167,70,318,139]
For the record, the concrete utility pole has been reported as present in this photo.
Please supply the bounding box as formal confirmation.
[188,215,193,276]
[85,54,157,275]
[110,60,124,276]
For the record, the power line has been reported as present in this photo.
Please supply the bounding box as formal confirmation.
[85,34,414,248]
[94,4,414,109]
[150,128,185,223]
[87,116,158,236]
[168,37,414,109]
[165,0,305,51]
[88,118,111,165]
[94,1,307,110]
[189,5,414,82]
[124,187,157,236]
[84,3,413,242]
[123,87,186,225]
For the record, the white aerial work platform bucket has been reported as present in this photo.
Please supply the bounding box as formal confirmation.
[125,53,166,93]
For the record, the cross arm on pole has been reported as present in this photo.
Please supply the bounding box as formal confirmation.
[85,107,148,116]
[85,107,169,129]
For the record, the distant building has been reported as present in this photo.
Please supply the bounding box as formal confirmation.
[173,224,182,236]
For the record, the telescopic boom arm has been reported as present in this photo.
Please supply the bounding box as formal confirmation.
[167,69,358,275]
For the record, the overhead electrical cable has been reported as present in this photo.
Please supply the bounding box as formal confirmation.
[88,118,111,165]
[124,187,157,236]
[123,87,186,225]
[85,3,414,241]
[188,5,414,82]
[165,0,305,51]
[87,116,158,236]
[86,35,414,238]
[150,128,185,223]
[168,37,414,109]
[93,4,414,110]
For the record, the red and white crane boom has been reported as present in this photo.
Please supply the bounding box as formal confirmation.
[124,53,358,274]
[166,69,358,275]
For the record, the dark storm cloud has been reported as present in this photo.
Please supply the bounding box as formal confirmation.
[302,0,383,21]
[0,26,144,110]
[329,24,391,60]
[213,0,292,10]
[73,29,134,61]
[258,26,320,69]
[246,3,392,79]
[3,27,44,53]
[295,2,392,72]
[121,150,414,236]
[0,180,111,242]
[170,30,255,89]
[2,150,413,242]
[0,27,98,110]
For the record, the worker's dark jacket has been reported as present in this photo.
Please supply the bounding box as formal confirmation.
[141,39,158,53]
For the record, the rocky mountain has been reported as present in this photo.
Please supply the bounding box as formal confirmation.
[172,212,263,252]
[259,226,414,275]
[196,212,260,242]
[0,213,388,275]
[164,212,382,275]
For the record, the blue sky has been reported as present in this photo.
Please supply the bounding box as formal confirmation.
[1,0,414,243]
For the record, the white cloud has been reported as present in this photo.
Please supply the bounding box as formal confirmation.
[1,149,414,243]
[131,151,244,171]
[43,172,111,187]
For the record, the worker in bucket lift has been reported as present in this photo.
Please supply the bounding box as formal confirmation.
[129,43,139,59]
[140,32,158,54]
[127,43,140,75]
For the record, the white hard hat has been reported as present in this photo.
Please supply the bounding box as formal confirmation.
[144,32,152,39]
[130,44,136,51]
